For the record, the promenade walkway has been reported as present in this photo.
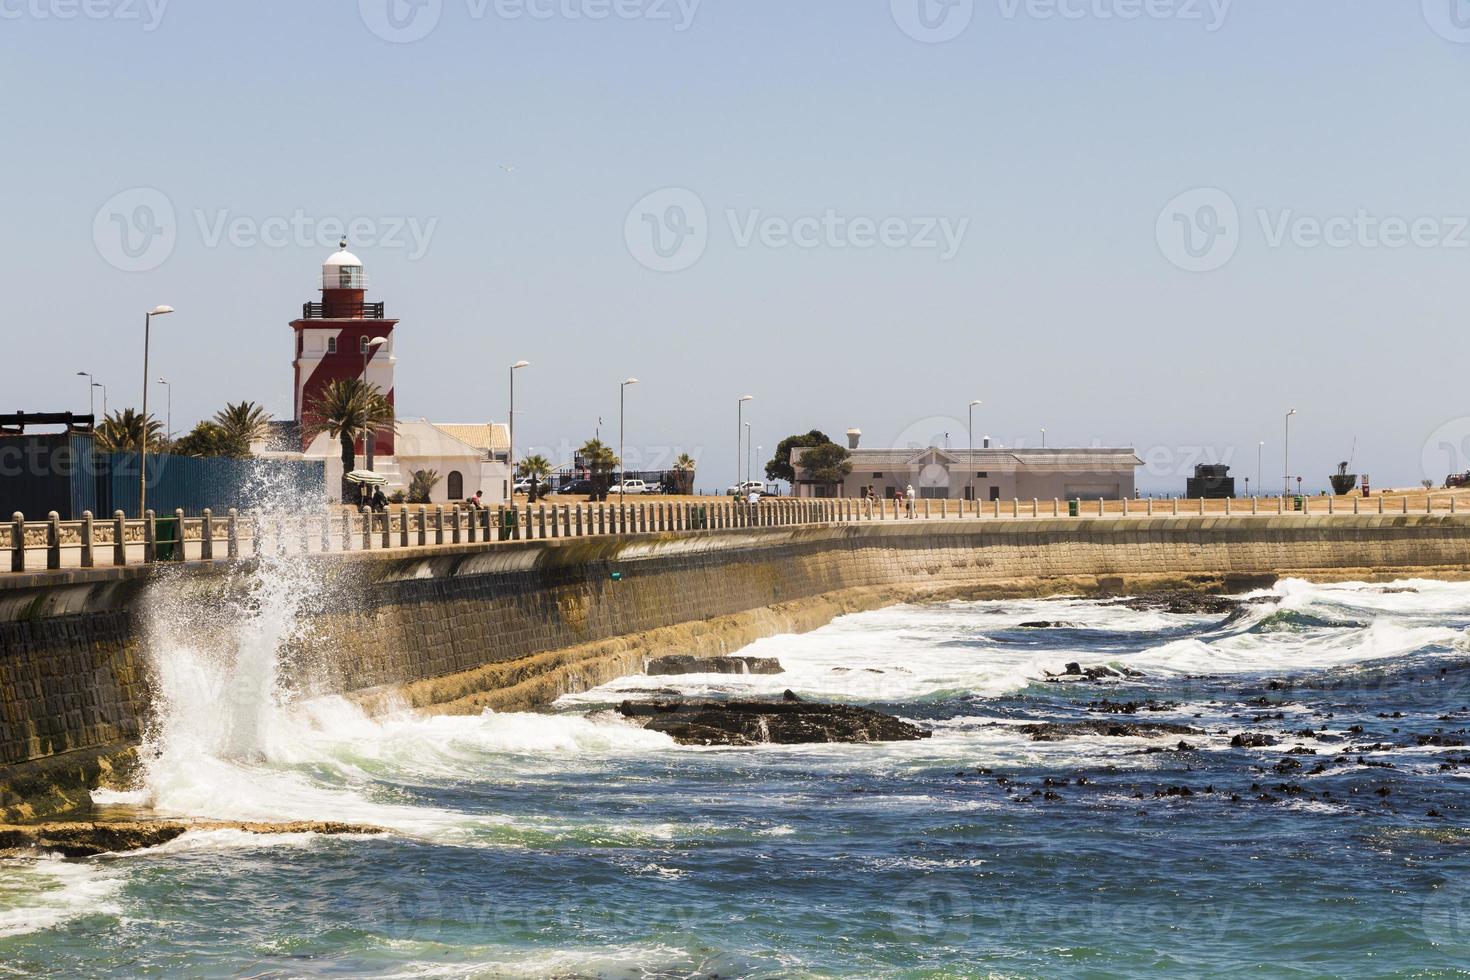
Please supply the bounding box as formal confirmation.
[5,492,1467,574]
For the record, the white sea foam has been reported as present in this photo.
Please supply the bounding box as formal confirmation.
[0,854,122,938]
[564,579,1470,710]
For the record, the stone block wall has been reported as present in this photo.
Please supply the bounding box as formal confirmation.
[5,515,1470,817]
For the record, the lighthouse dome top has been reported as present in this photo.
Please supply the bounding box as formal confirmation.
[321,238,367,290]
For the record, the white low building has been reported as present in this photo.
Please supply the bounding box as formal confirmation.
[301,420,511,505]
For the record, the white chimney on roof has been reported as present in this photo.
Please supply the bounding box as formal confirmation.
[847,428,862,449]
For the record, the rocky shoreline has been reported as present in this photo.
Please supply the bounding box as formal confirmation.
[0,820,386,858]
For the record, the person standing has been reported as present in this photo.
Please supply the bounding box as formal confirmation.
[905,484,917,518]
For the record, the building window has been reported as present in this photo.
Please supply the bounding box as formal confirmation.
[326,336,337,354]
[976,471,988,478]
[447,471,464,500]
[872,472,884,478]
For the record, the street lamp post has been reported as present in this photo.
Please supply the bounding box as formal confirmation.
[76,371,95,420]
[1258,440,1264,495]
[737,395,753,488]
[968,400,982,503]
[509,360,530,484]
[157,378,172,441]
[94,383,107,419]
[362,336,388,472]
[745,422,752,490]
[620,378,639,502]
[1041,427,1046,449]
[138,305,174,519]
[1283,408,1297,496]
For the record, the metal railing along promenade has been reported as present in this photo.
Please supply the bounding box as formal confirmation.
[4,493,1460,574]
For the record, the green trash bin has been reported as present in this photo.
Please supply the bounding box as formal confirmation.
[1293,495,1304,512]
[694,505,708,530]
[1067,500,1079,518]
[154,515,178,560]
[499,508,519,541]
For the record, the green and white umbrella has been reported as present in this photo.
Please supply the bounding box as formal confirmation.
[345,470,388,485]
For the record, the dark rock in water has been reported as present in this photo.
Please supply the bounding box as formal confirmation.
[1109,591,1266,615]
[1231,732,1279,748]
[646,655,784,676]
[1045,663,1145,683]
[1088,699,1179,714]
[618,699,930,746]
[0,820,384,858]
[1017,720,1202,742]
[1017,621,1081,629]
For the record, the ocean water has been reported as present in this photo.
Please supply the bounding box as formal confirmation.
[6,575,1470,977]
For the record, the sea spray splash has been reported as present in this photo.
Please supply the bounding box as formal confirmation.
[136,476,336,791]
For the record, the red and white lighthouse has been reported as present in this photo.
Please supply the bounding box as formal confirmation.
[291,240,397,455]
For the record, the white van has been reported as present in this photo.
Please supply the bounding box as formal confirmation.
[614,479,650,495]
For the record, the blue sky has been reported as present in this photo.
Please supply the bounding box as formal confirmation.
[3,0,1468,492]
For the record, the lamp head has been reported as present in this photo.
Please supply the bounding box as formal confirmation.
[149,305,174,316]
[623,378,639,386]
[739,394,754,402]
[969,399,982,407]
[367,336,388,348]
[512,360,530,369]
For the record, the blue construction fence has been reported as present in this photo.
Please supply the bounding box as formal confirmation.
[0,434,326,519]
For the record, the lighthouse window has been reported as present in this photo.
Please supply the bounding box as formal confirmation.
[338,266,359,289]
[326,336,337,354]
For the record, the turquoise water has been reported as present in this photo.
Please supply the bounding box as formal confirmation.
[5,578,1470,977]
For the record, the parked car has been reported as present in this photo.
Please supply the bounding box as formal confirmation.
[614,479,651,495]
[512,479,550,496]
[556,479,599,496]
[726,480,766,496]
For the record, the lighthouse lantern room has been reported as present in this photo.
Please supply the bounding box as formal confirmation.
[291,239,398,454]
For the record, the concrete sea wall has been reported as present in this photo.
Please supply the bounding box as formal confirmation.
[5,515,1470,819]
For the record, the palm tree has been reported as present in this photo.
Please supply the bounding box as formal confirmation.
[96,408,164,454]
[302,378,396,503]
[672,452,697,495]
[408,469,440,504]
[520,454,551,502]
[212,401,273,453]
[578,438,619,501]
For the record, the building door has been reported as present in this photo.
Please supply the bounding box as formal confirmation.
[447,470,464,501]
[989,486,1001,501]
